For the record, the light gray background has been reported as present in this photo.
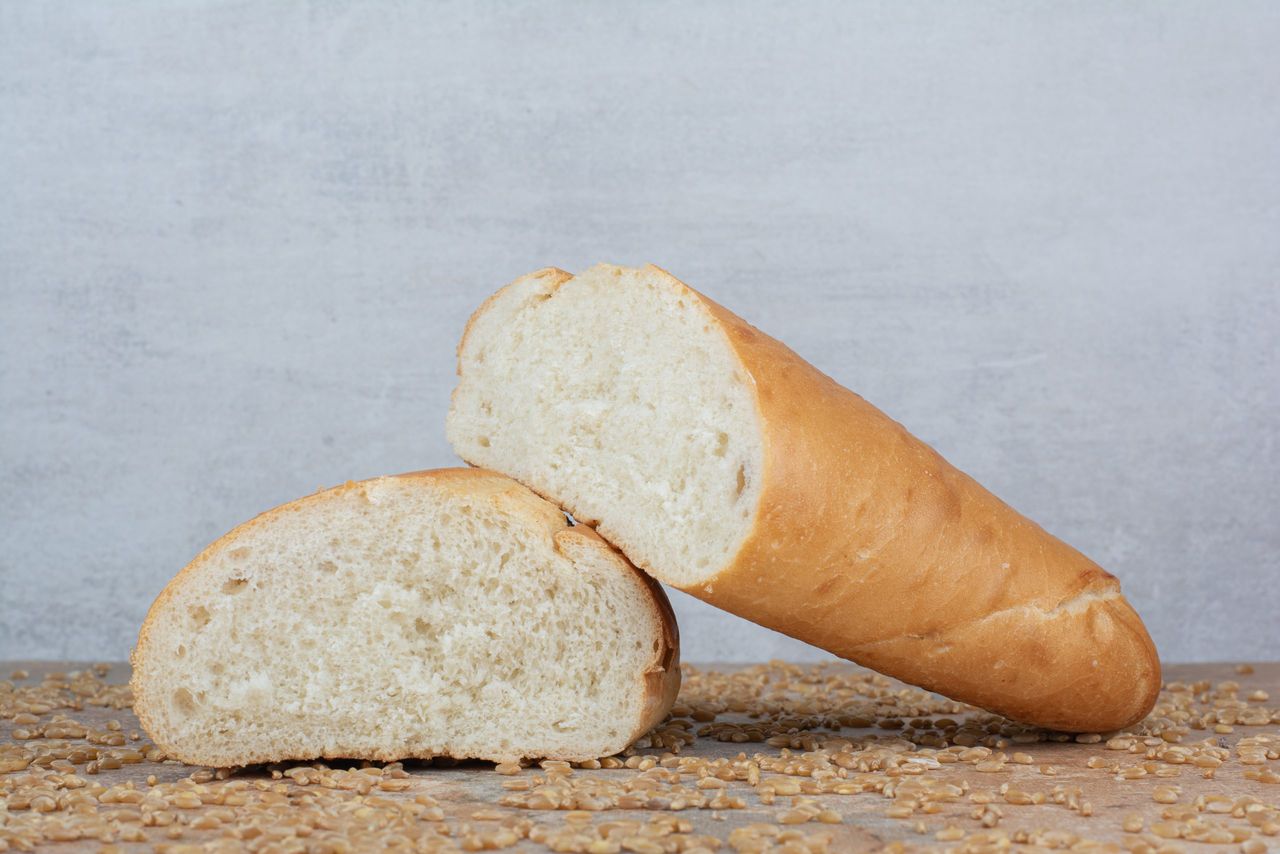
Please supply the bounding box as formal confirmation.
[3,2,1278,663]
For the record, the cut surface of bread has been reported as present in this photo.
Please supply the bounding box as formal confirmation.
[450,267,764,586]
[131,468,679,767]
[447,264,1161,733]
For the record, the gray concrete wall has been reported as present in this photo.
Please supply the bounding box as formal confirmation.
[2,2,1277,663]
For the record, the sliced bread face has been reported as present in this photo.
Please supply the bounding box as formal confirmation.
[447,266,763,588]
[131,468,679,767]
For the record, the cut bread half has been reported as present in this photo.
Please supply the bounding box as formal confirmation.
[447,264,1161,733]
[131,468,679,767]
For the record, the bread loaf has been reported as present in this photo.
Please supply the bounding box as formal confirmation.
[132,467,680,766]
[447,264,1160,732]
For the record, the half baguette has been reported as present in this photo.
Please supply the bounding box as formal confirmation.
[132,467,680,766]
[447,264,1160,732]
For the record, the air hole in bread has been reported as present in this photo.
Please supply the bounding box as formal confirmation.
[221,577,247,595]
[189,606,210,630]
[172,687,197,715]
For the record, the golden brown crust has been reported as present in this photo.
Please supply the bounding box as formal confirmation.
[625,264,1158,732]
[132,467,680,765]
